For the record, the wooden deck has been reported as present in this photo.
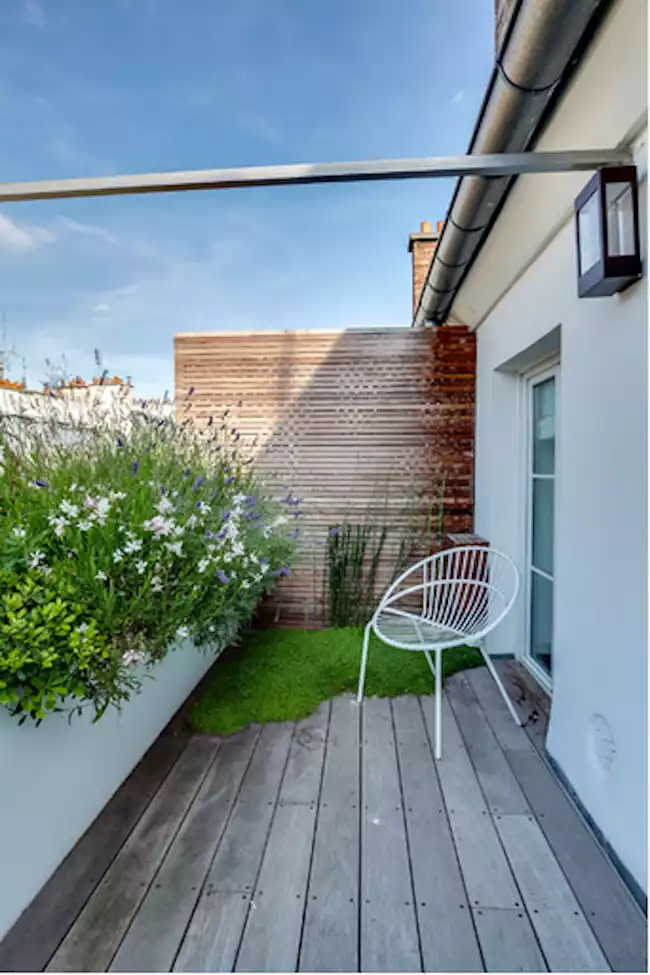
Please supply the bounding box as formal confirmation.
[0,665,645,973]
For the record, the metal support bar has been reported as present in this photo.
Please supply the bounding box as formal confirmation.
[0,149,633,203]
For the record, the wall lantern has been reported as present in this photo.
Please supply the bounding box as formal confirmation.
[574,166,642,298]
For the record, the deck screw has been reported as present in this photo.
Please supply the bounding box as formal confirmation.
[518,913,523,918]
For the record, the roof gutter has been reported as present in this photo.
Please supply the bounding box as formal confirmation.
[413,0,615,328]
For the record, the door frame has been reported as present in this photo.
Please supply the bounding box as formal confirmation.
[519,357,560,694]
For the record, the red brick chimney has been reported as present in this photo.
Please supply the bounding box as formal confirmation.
[408,220,444,315]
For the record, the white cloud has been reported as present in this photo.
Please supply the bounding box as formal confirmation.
[24,0,45,27]
[92,303,111,314]
[57,218,120,246]
[452,89,464,104]
[0,213,55,253]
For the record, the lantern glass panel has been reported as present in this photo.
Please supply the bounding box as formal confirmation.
[578,190,600,274]
[606,181,635,257]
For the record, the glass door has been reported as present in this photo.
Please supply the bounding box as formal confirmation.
[525,366,558,690]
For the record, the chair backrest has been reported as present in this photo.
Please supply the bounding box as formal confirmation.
[378,545,519,643]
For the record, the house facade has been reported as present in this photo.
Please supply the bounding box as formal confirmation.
[416,0,647,896]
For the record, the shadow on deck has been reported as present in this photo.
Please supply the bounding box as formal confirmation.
[0,664,646,973]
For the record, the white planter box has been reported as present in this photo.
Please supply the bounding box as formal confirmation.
[0,638,219,941]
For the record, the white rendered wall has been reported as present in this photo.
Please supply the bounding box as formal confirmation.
[0,639,217,940]
[453,0,648,895]
[471,177,647,893]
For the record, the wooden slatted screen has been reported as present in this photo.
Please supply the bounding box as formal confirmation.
[175,327,474,626]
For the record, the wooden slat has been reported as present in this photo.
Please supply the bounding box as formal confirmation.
[280,702,329,805]
[465,666,535,751]
[110,728,259,973]
[204,722,294,892]
[174,327,475,625]
[48,738,218,973]
[421,694,521,910]
[360,698,421,973]
[299,695,360,974]
[0,734,186,974]
[495,814,610,972]
[235,803,317,972]
[173,723,293,972]
[392,696,483,973]
[173,892,252,973]
[473,908,547,972]
[505,747,647,972]
[446,673,530,815]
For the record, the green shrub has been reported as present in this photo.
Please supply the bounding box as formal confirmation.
[0,392,297,722]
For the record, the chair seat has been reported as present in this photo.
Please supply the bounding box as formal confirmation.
[373,609,465,650]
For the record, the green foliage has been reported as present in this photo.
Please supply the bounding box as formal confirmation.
[188,626,482,736]
[0,391,297,722]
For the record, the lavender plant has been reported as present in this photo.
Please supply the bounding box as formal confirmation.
[0,389,297,723]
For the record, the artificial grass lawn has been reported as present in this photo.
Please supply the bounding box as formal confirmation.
[188,627,482,736]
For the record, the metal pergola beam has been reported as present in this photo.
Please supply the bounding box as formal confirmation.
[0,149,633,203]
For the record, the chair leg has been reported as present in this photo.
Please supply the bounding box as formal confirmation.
[477,642,522,727]
[434,648,442,760]
[357,624,371,703]
[423,649,436,677]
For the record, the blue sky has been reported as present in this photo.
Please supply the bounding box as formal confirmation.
[0,0,493,398]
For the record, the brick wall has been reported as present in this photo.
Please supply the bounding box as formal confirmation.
[408,220,442,314]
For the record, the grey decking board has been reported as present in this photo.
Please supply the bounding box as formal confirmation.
[360,697,421,973]
[47,737,218,973]
[110,727,259,973]
[492,660,549,753]
[472,909,547,973]
[235,803,318,972]
[280,701,329,805]
[0,734,186,974]
[505,747,647,973]
[465,668,535,752]
[446,673,531,815]
[495,814,610,972]
[299,695,360,974]
[392,696,483,973]
[173,892,252,973]
[204,721,294,892]
[420,693,521,910]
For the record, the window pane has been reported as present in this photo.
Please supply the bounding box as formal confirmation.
[578,191,600,273]
[606,182,635,256]
[530,571,553,675]
[532,478,554,576]
[532,378,555,475]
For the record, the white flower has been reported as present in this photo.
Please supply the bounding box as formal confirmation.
[197,558,210,573]
[78,520,93,532]
[122,649,146,667]
[76,623,89,634]
[272,515,289,527]
[195,501,212,515]
[40,565,52,576]
[186,514,198,530]
[113,549,124,563]
[69,482,79,492]
[249,553,259,565]
[48,515,69,537]
[96,570,107,581]
[109,491,127,501]
[28,550,45,569]
[135,559,147,575]
[155,496,174,515]
[223,552,232,564]
[232,541,244,557]
[84,495,111,526]
[12,527,26,538]
[165,540,183,557]
[143,515,175,537]
[124,538,143,554]
[242,580,250,589]
[59,499,79,518]
[208,625,215,633]
[150,575,163,592]
[254,573,263,584]
[176,625,190,639]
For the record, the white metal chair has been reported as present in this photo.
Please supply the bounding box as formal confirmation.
[357,545,521,759]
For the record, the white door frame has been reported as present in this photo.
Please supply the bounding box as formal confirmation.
[519,358,559,694]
